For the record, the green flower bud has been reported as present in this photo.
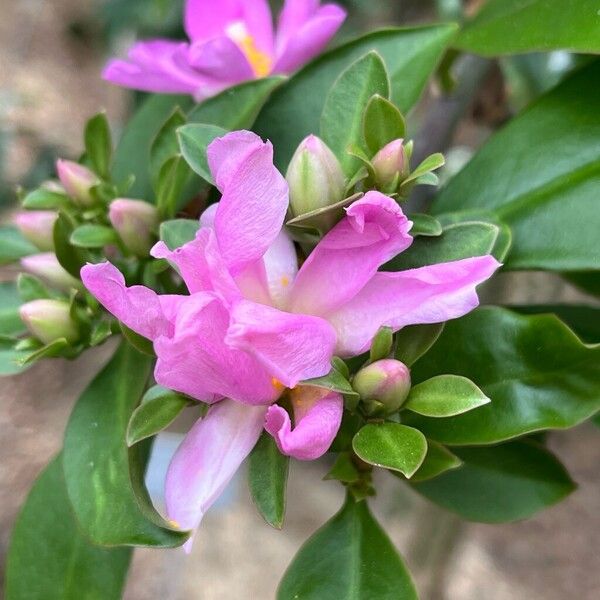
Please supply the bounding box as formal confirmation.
[353,359,411,415]
[20,253,81,292]
[371,139,408,191]
[20,299,80,345]
[56,159,100,206]
[14,211,57,251]
[109,198,158,256]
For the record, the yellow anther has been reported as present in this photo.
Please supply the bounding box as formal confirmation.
[168,519,181,529]
[280,275,290,287]
[227,22,272,77]
[271,377,285,392]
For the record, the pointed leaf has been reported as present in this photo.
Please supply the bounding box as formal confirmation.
[410,441,462,483]
[0,226,37,265]
[301,367,358,398]
[177,124,228,184]
[22,188,71,210]
[150,108,187,189]
[159,218,200,250]
[70,224,118,249]
[84,112,112,179]
[363,94,406,155]
[395,323,445,367]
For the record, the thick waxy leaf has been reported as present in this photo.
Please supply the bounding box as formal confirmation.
[278,495,417,600]
[433,61,600,271]
[22,188,70,210]
[404,307,600,445]
[5,456,131,600]
[0,226,37,265]
[150,108,187,189]
[395,323,445,367]
[455,0,600,56]
[352,423,427,478]
[155,154,191,219]
[63,341,188,547]
[53,212,89,278]
[321,52,389,176]
[178,124,228,184]
[159,218,200,250]
[0,282,25,336]
[301,367,358,398]
[404,374,490,417]
[410,441,462,483]
[408,213,442,237]
[386,220,509,271]
[70,224,117,248]
[324,452,360,483]
[248,432,289,529]
[414,441,576,522]
[127,385,193,446]
[255,25,457,170]
[84,112,112,179]
[363,94,406,155]
[120,323,154,356]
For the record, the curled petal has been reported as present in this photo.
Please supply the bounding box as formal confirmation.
[265,387,343,460]
[188,37,254,82]
[166,399,267,551]
[289,191,413,316]
[329,256,501,356]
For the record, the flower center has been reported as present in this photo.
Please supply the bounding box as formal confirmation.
[226,22,272,77]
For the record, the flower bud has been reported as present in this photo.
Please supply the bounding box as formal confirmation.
[56,159,100,206]
[14,211,57,251]
[353,359,411,415]
[21,253,81,292]
[371,139,408,190]
[286,135,346,218]
[109,198,158,256]
[20,299,80,345]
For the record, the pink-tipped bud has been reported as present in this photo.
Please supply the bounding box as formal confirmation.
[20,299,79,345]
[20,253,80,292]
[353,359,411,415]
[286,135,346,218]
[14,211,57,251]
[108,198,158,256]
[371,139,408,190]
[56,159,100,206]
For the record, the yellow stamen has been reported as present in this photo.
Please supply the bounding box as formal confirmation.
[168,519,181,529]
[280,275,290,287]
[227,22,272,77]
[271,377,285,392]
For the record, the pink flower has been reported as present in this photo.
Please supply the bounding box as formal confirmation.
[103,0,347,101]
[81,131,499,546]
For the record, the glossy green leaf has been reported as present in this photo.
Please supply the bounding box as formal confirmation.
[177,124,228,184]
[401,153,445,188]
[22,188,70,210]
[5,455,131,600]
[18,273,54,302]
[0,226,37,265]
[408,213,443,237]
[404,374,490,417]
[63,341,188,547]
[363,94,406,155]
[119,323,154,356]
[255,25,457,170]
[84,112,112,179]
[455,0,600,56]
[53,212,89,278]
[0,282,25,336]
[414,441,576,522]
[301,367,358,398]
[127,385,192,446]
[433,61,600,271]
[20,338,70,365]
[395,323,445,367]
[321,52,389,176]
[278,495,417,600]
[369,326,393,362]
[352,423,427,478]
[324,453,360,483]
[248,432,289,529]
[150,108,187,189]
[70,224,117,248]
[155,154,192,220]
[387,220,509,271]
[404,307,600,445]
[159,218,200,250]
[410,441,462,483]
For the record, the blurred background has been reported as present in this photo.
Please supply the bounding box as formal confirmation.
[1,1,598,598]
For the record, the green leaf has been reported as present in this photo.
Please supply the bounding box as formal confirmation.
[401,153,445,187]
[408,213,443,237]
[369,326,393,362]
[70,224,117,248]
[564,271,600,298]
[352,423,427,478]
[321,52,390,176]
[84,112,112,179]
[18,273,54,301]
[0,226,37,265]
[403,307,600,445]
[22,188,70,210]
[63,341,188,547]
[112,94,193,200]
[155,154,192,220]
[159,218,200,250]
[455,0,600,56]
[0,339,30,376]
[386,220,509,271]
[324,453,360,483]
[127,385,192,446]
[410,441,462,483]
[413,441,576,522]
[301,367,358,398]
[0,282,25,336]
[5,455,131,600]
[53,212,89,278]
[404,374,490,417]
[395,323,445,367]
[433,61,600,271]
[255,25,457,170]
[248,432,289,529]
[20,338,70,365]
[363,94,406,155]
[278,495,417,600]
[177,124,228,184]
[150,108,187,189]
[120,323,155,356]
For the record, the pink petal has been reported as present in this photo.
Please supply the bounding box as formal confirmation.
[263,229,299,308]
[265,387,343,460]
[289,192,413,316]
[274,3,346,73]
[166,399,267,550]
[329,256,501,356]
[154,294,281,405]
[81,262,179,340]
[209,132,289,274]
[188,37,254,82]
[226,300,336,388]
